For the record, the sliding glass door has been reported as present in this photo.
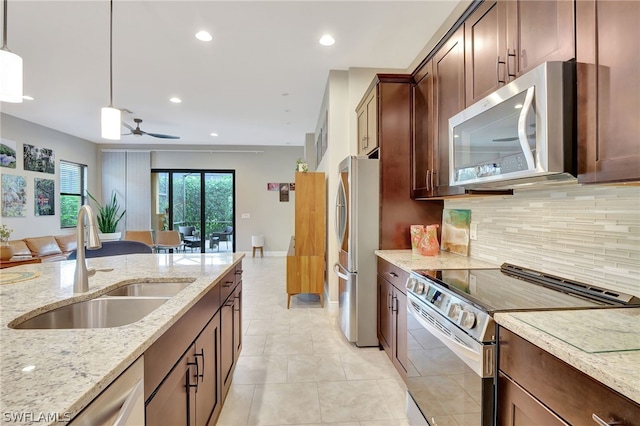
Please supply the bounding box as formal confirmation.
[151,169,235,253]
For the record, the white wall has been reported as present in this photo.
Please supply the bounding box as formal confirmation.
[147,146,303,253]
[0,113,100,239]
[446,182,640,297]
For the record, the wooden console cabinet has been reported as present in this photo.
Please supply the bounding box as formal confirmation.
[145,262,243,426]
[286,172,326,308]
[497,327,640,426]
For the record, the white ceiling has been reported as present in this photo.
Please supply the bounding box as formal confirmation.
[1,1,461,146]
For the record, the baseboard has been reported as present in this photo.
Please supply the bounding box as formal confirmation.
[239,250,287,257]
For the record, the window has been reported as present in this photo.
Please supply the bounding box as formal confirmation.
[60,160,87,227]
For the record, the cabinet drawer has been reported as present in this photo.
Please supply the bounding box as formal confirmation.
[220,268,238,303]
[499,327,640,426]
[377,258,409,293]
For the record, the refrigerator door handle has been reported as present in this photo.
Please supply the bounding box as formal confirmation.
[333,262,350,280]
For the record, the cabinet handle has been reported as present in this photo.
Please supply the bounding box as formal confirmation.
[387,271,398,278]
[391,295,397,313]
[506,49,517,79]
[186,361,198,392]
[235,270,243,275]
[426,170,431,190]
[226,300,234,307]
[592,414,625,426]
[194,348,205,382]
[234,294,241,312]
[223,280,234,288]
[497,56,506,84]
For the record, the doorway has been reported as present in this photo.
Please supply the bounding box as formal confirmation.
[151,169,235,253]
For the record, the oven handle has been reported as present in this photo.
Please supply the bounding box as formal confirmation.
[408,294,490,377]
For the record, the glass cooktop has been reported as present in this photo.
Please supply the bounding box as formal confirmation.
[412,267,616,313]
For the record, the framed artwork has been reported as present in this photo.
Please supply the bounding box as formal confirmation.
[321,110,328,158]
[23,143,55,174]
[1,174,27,217]
[267,182,279,191]
[35,178,55,216]
[289,183,295,191]
[279,183,289,202]
[0,138,17,169]
[316,130,322,168]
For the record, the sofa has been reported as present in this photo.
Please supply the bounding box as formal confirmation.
[8,234,77,262]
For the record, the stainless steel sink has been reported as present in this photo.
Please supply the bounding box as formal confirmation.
[103,281,193,297]
[10,297,168,329]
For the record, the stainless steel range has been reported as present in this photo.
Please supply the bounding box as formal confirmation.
[404,263,640,426]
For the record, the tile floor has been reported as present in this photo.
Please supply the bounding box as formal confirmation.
[217,256,410,426]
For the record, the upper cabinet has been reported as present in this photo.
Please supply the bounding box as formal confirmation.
[465,0,574,106]
[412,26,469,199]
[577,0,640,184]
[356,89,379,156]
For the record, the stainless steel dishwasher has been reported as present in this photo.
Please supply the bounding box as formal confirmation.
[70,356,144,426]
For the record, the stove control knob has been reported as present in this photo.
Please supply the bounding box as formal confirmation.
[415,282,425,295]
[447,303,461,321]
[405,278,416,292]
[460,311,476,329]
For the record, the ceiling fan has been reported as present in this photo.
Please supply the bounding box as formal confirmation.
[122,118,180,139]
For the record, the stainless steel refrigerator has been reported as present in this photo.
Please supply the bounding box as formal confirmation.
[333,156,380,347]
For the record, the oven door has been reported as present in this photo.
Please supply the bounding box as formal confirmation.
[406,293,494,426]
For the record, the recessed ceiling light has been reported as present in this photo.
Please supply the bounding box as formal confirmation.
[210,132,218,137]
[169,97,182,103]
[195,31,213,42]
[22,95,34,101]
[319,34,335,46]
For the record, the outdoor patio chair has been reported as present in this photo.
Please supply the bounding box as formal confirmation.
[212,226,233,249]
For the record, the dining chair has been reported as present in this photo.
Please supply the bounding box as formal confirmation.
[154,230,183,253]
[123,230,154,247]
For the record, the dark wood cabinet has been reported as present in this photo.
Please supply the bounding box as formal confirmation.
[145,262,242,426]
[465,0,574,107]
[506,0,574,78]
[377,258,409,378]
[195,314,221,426]
[411,60,436,199]
[358,74,443,248]
[356,90,378,156]
[577,0,640,184]
[497,327,640,426]
[146,344,196,426]
[465,0,507,105]
[432,26,467,198]
[222,280,242,399]
[497,372,567,426]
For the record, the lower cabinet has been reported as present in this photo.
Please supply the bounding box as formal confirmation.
[377,258,409,378]
[145,262,242,426]
[497,326,640,426]
[221,281,242,399]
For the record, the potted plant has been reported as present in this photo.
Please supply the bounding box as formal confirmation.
[296,158,309,172]
[0,224,13,260]
[87,190,126,241]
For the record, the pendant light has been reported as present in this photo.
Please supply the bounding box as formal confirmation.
[0,0,23,103]
[101,0,120,140]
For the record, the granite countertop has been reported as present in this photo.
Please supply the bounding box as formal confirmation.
[375,249,499,272]
[495,309,640,404]
[0,253,244,425]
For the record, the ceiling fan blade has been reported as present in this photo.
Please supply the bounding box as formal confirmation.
[146,132,181,139]
[122,132,133,136]
[122,122,134,131]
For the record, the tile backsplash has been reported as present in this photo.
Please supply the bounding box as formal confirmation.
[445,182,640,297]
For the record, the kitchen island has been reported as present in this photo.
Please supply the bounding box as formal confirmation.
[0,252,244,425]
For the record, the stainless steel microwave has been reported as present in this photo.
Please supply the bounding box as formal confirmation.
[448,61,575,189]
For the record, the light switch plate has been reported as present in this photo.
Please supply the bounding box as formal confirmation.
[470,223,477,240]
[241,213,250,219]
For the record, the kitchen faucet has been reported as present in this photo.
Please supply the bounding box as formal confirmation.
[73,205,102,293]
